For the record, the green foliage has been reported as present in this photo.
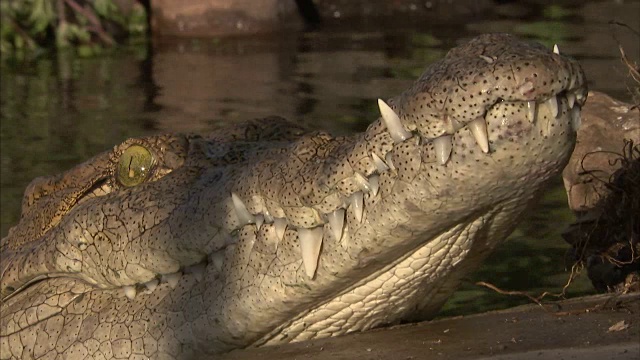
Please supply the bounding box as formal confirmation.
[543,5,574,20]
[1,0,147,58]
[29,0,56,34]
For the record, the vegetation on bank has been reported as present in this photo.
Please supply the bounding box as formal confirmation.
[1,0,147,58]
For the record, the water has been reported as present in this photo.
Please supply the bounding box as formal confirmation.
[1,1,638,315]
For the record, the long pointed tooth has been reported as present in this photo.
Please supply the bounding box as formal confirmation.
[384,152,396,171]
[354,172,371,192]
[378,99,412,143]
[433,135,453,165]
[231,193,255,226]
[298,227,324,278]
[468,117,489,153]
[371,152,389,172]
[571,105,581,131]
[527,101,537,123]
[368,175,380,196]
[264,211,274,224]
[350,191,364,223]
[328,209,345,242]
[123,286,137,300]
[211,251,225,272]
[546,96,559,118]
[161,272,181,289]
[567,93,576,109]
[448,117,462,133]
[255,214,264,231]
[143,279,159,293]
[553,44,560,55]
[274,218,287,240]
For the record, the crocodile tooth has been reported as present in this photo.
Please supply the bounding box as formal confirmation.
[211,251,225,272]
[553,44,560,55]
[143,279,159,293]
[328,209,345,241]
[378,99,412,143]
[571,104,581,131]
[384,152,396,171]
[161,272,181,289]
[123,286,137,300]
[527,101,537,123]
[546,96,559,118]
[354,172,371,192]
[448,117,462,133]
[274,218,287,240]
[350,191,364,223]
[433,135,453,165]
[264,211,274,224]
[368,174,380,196]
[576,93,585,102]
[371,152,389,172]
[255,214,265,231]
[478,54,494,64]
[231,193,255,226]
[468,117,489,153]
[567,93,576,109]
[184,263,205,282]
[518,81,534,96]
[299,226,324,278]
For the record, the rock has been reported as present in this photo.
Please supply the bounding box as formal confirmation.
[562,91,639,214]
[149,0,299,37]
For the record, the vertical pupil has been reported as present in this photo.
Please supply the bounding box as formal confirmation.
[128,157,135,178]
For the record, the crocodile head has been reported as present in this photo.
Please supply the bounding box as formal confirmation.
[1,34,586,359]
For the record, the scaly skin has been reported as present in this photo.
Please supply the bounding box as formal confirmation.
[0,34,587,359]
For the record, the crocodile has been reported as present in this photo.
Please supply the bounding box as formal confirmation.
[0,34,587,359]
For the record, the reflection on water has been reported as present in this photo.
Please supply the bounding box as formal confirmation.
[1,1,638,315]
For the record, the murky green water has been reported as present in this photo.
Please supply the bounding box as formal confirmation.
[1,1,638,315]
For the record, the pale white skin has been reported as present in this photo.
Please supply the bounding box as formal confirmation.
[0,34,587,359]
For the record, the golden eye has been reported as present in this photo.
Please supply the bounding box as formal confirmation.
[117,145,154,187]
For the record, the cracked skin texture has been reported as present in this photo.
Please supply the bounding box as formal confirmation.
[0,34,587,359]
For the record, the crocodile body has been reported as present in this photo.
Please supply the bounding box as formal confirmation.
[0,34,587,359]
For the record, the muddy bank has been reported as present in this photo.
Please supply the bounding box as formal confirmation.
[221,293,639,360]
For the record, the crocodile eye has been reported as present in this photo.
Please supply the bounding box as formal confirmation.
[117,145,154,187]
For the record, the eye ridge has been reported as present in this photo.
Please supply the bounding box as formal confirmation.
[117,144,155,187]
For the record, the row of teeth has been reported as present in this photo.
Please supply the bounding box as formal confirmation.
[215,100,412,282]
[121,46,583,297]
[385,94,582,168]
[226,85,583,280]
[121,262,210,300]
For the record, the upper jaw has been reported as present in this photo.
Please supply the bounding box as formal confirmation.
[379,38,587,165]
[398,36,585,132]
